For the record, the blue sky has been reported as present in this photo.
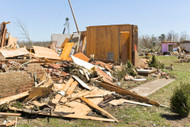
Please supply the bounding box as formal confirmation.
[1,0,190,41]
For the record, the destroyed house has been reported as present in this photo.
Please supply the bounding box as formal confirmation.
[86,24,138,65]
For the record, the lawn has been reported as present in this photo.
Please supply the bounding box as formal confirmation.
[17,56,190,127]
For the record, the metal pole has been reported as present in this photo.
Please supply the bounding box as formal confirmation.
[68,0,80,33]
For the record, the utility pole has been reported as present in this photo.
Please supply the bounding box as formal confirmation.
[68,0,80,33]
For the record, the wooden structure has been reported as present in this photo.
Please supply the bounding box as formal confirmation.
[161,41,178,53]
[86,24,138,65]
[0,21,10,48]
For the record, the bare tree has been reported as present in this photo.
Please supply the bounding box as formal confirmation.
[180,31,189,42]
[166,30,179,42]
[16,19,33,47]
[138,35,160,52]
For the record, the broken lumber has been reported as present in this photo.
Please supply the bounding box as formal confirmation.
[66,81,78,95]
[52,78,74,104]
[67,52,90,62]
[108,99,152,107]
[96,67,113,84]
[80,97,118,123]
[5,121,16,127]
[72,75,91,90]
[71,55,94,70]
[0,112,21,116]
[96,81,160,107]
[60,34,74,48]
[9,106,115,122]
[0,92,29,106]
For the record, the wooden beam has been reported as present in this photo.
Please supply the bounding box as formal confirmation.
[97,81,160,107]
[9,106,115,122]
[80,97,118,123]
[0,112,21,116]
[66,81,78,96]
[0,92,29,106]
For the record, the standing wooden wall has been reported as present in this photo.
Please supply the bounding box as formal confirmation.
[86,24,138,64]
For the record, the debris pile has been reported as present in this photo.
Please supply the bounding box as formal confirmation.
[0,21,171,126]
[0,51,162,124]
[178,55,190,63]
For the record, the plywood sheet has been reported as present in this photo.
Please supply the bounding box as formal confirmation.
[67,52,90,62]
[0,48,29,58]
[60,42,74,60]
[33,46,60,60]
[7,34,17,49]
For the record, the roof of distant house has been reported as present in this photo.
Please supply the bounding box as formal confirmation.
[180,40,190,44]
[161,41,179,43]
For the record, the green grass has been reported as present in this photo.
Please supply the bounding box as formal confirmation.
[17,56,190,127]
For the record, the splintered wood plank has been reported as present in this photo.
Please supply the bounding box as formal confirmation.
[60,38,69,48]
[67,52,90,62]
[0,112,21,116]
[61,78,74,92]
[0,92,29,106]
[63,114,115,122]
[97,81,160,107]
[108,99,152,107]
[52,78,74,104]
[96,67,113,84]
[66,81,78,96]
[9,106,114,122]
[80,97,118,123]
[72,75,91,90]
[60,34,74,48]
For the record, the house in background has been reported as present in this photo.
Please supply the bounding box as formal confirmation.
[180,40,190,53]
[161,41,178,53]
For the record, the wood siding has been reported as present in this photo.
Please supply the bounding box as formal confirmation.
[86,25,138,64]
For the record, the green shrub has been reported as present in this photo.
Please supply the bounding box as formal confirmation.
[170,83,190,117]
[149,55,164,69]
[113,65,126,81]
[126,60,137,77]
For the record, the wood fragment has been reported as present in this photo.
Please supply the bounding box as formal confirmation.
[66,81,78,96]
[32,101,47,107]
[97,81,160,107]
[96,67,113,84]
[108,99,152,107]
[8,106,114,122]
[60,42,74,60]
[0,92,29,106]
[52,78,74,104]
[72,75,91,90]
[0,112,21,116]
[5,121,16,127]
[80,97,118,123]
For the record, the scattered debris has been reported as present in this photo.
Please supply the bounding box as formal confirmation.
[0,21,172,124]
